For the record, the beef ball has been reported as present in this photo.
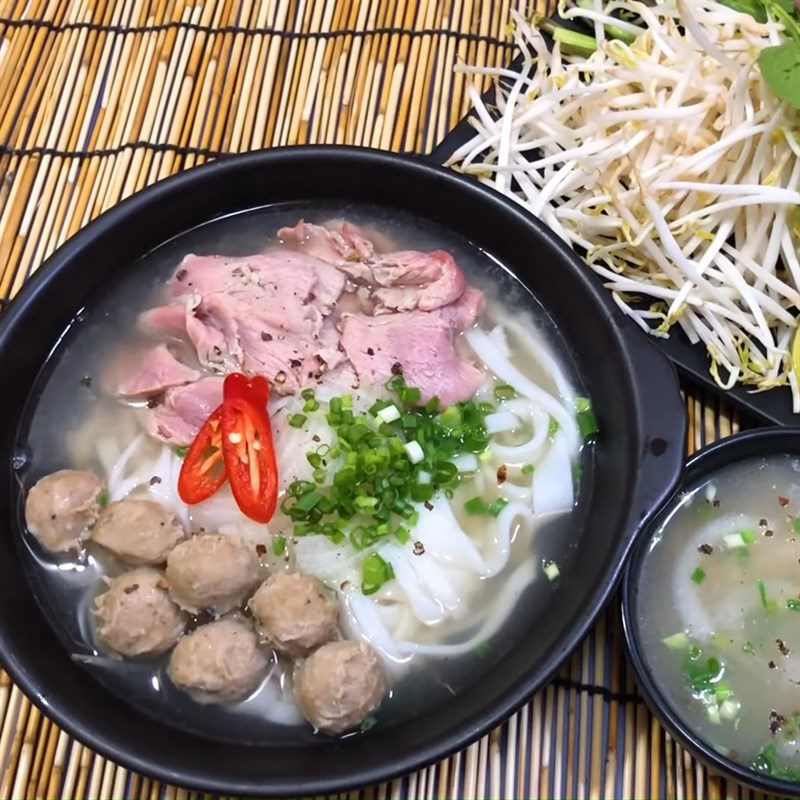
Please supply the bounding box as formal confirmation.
[94,567,187,657]
[91,498,186,566]
[25,469,105,553]
[249,573,339,656]
[168,618,268,701]
[293,640,387,733]
[166,533,260,614]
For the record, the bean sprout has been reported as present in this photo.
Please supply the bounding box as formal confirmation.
[449,0,800,411]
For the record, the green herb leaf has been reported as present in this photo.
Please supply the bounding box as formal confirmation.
[173,445,189,458]
[786,597,800,610]
[759,42,800,109]
[720,0,768,23]
[97,490,109,508]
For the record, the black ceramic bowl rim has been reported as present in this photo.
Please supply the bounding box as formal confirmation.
[622,426,800,797]
[0,145,687,796]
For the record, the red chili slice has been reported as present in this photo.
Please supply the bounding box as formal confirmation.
[223,372,270,410]
[220,394,278,523]
[177,405,226,504]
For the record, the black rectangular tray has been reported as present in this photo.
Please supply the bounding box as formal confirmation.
[429,90,797,428]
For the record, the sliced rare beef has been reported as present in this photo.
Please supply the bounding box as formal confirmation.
[340,310,484,406]
[277,220,374,264]
[280,220,466,314]
[116,345,201,397]
[138,252,346,392]
[130,221,486,443]
[145,377,223,445]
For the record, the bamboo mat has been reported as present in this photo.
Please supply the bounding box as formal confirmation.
[0,1,763,798]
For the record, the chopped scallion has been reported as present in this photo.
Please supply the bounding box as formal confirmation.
[543,561,560,581]
[493,383,516,401]
[757,578,778,612]
[464,496,508,517]
[740,529,756,545]
[575,397,599,439]
[662,632,690,650]
[271,535,286,557]
[521,463,535,474]
[690,567,706,584]
[288,413,307,428]
[361,553,394,595]
[376,404,401,424]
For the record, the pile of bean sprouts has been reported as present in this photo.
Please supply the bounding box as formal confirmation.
[449,0,800,411]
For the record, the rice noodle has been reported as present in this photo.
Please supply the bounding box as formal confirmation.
[532,433,575,516]
[465,328,580,450]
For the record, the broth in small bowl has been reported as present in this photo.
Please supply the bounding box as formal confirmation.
[623,428,800,796]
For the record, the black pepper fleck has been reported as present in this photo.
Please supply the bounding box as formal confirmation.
[175,269,187,281]
[769,710,787,735]
[149,476,161,486]
[698,543,713,555]
[123,583,139,594]
[261,331,273,342]
[413,541,425,555]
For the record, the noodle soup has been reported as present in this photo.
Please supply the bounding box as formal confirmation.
[15,204,595,741]
[636,454,800,783]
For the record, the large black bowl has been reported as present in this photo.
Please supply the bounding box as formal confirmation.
[0,146,686,796]
[622,428,800,797]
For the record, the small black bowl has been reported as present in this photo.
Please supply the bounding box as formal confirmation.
[622,427,800,797]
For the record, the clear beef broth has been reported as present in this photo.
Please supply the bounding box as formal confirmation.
[637,455,800,777]
[14,203,590,744]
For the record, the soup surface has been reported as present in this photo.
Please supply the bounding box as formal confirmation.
[637,454,800,782]
[14,203,595,742]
